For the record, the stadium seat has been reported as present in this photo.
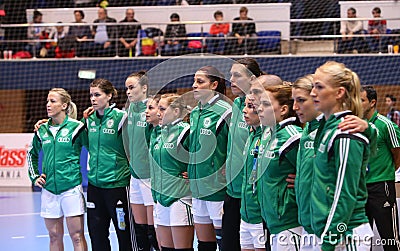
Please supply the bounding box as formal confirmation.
[186,32,208,53]
[256,30,281,54]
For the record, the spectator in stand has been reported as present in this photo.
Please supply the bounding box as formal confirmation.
[26,10,50,58]
[86,7,117,57]
[208,10,229,55]
[118,8,142,57]
[68,10,92,57]
[385,94,400,127]
[338,7,366,54]
[367,7,387,52]
[164,13,186,56]
[47,22,68,58]
[228,7,257,55]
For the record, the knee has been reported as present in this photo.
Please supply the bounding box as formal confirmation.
[48,230,64,243]
[69,229,85,245]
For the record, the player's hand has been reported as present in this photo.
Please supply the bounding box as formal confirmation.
[34,119,48,132]
[181,171,189,184]
[338,115,368,133]
[286,173,296,188]
[83,107,94,119]
[35,174,46,188]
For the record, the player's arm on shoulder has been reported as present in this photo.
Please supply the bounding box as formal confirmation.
[83,106,94,119]
[338,115,368,133]
[34,119,48,132]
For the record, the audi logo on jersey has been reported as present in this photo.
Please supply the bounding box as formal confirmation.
[303,141,314,149]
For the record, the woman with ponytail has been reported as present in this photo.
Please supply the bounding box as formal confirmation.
[256,84,303,251]
[188,66,231,251]
[310,61,373,250]
[149,93,194,251]
[27,88,88,251]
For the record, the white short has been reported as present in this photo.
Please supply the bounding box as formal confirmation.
[40,185,86,218]
[270,226,303,251]
[315,223,374,251]
[191,198,223,228]
[129,176,154,206]
[153,198,193,227]
[299,229,318,251]
[240,220,266,249]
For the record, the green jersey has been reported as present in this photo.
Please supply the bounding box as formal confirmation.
[311,111,370,251]
[149,119,191,207]
[85,104,130,188]
[188,94,231,201]
[124,100,152,179]
[226,96,249,198]
[27,116,85,194]
[295,115,323,234]
[240,125,263,224]
[366,111,400,183]
[257,117,302,234]
[149,124,161,202]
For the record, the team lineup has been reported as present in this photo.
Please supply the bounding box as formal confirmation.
[26,57,400,251]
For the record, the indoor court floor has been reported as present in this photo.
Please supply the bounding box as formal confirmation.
[0,189,119,251]
[0,188,390,251]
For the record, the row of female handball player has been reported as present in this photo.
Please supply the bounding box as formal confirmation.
[28,59,383,251]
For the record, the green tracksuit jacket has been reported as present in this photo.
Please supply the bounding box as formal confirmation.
[84,104,130,188]
[311,111,370,251]
[27,116,85,194]
[366,111,400,183]
[188,94,231,201]
[240,125,263,224]
[149,119,191,207]
[124,100,152,179]
[226,96,249,198]
[148,124,160,202]
[257,117,302,234]
[295,115,323,234]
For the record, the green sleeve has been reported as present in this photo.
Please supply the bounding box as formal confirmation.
[27,134,42,184]
[80,120,89,149]
[365,122,377,157]
[321,138,365,251]
[385,121,400,149]
[285,143,299,168]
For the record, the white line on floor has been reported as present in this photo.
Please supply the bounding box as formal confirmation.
[0,212,40,217]
[35,231,116,238]
[11,236,25,239]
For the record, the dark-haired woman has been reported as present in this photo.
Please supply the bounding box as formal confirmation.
[223,58,264,251]
[188,66,231,251]
[124,71,159,250]
[256,85,303,251]
[85,78,136,251]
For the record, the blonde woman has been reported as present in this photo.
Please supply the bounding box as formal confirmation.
[28,88,87,251]
[310,61,373,250]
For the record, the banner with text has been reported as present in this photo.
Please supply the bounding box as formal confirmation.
[0,133,33,186]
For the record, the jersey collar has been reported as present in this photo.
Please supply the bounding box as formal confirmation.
[278,117,297,129]
[368,111,379,123]
[198,93,220,110]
